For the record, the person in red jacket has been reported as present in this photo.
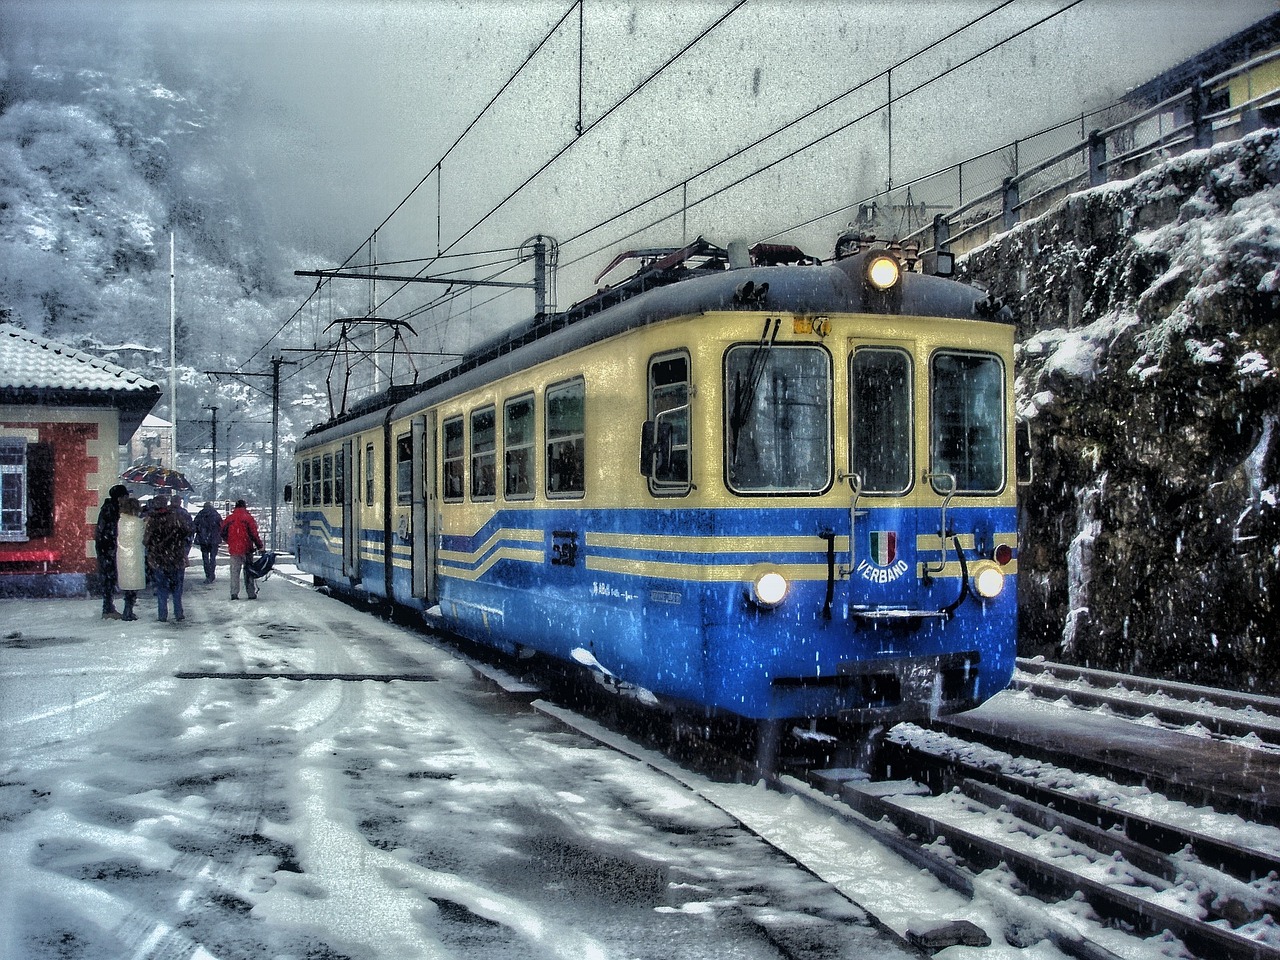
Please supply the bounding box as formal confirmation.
[220,499,264,600]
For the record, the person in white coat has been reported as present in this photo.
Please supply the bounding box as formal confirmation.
[116,498,147,622]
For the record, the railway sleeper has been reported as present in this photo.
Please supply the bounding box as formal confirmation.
[881,734,1280,886]
[926,715,1280,830]
[844,781,1280,960]
[955,778,1280,928]
[1009,675,1280,748]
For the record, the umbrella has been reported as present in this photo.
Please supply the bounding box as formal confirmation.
[120,464,193,491]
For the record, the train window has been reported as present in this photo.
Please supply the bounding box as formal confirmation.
[546,378,585,498]
[334,449,345,505]
[301,459,312,507]
[724,344,831,494]
[322,454,334,505]
[364,442,375,507]
[504,394,535,500]
[442,417,464,503]
[470,407,496,501]
[930,351,1005,494]
[647,352,690,496]
[850,348,913,494]
[396,434,413,505]
[311,456,322,506]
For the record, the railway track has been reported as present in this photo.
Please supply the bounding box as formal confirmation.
[1013,657,1280,749]
[463,647,1280,960]
[312,578,1280,960]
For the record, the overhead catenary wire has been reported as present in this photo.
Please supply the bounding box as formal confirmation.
[247,0,582,369]
[373,0,1089,341]
[557,0,1089,275]
[275,0,1091,394]
[269,0,750,385]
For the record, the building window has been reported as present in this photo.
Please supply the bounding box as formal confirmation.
[0,438,27,540]
[546,378,585,498]
[0,439,52,541]
[442,417,464,503]
[504,394,535,500]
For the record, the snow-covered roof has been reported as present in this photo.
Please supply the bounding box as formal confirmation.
[0,323,161,441]
[0,323,159,394]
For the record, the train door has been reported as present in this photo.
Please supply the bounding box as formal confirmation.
[845,343,924,613]
[411,412,437,602]
[342,438,360,582]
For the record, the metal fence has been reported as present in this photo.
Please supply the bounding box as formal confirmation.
[851,47,1280,258]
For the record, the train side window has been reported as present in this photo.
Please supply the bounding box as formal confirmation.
[311,456,322,506]
[335,449,345,504]
[724,343,832,494]
[301,459,312,507]
[470,407,496,501]
[504,394,535,500]
[364,442,375,507]
[930,351,1005,494]
[850,348,913,494]
[546,378,585,498]
[442,417,465,503]
[395,434,413,505]
[322,454,334,505]
[646,352,690,496]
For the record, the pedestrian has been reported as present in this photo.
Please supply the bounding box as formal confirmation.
[194,501,223,583]
[144,493,195,622]
[116,497,146,621]
[94,484,129,619]
[220,499,264,600]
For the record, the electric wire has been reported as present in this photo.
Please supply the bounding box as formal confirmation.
[245,0,581,369]
[277,0,1086,393]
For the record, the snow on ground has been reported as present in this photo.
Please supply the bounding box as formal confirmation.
[1,565,916,960]
[0,562,1263,959]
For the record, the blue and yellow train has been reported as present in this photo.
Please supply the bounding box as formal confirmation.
[293,234,1018,730]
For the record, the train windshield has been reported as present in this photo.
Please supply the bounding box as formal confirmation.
[930,351,1005,493]
[850,347,913,493]
[724,343,831,493]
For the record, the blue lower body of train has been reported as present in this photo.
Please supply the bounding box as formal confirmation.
[295,504,1016,723]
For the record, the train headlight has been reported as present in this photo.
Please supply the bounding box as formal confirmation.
[866,253,901,291]
[970,560,1005,600]
[749,570,790,609]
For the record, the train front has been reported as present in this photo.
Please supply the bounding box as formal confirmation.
[641,245,1019,725]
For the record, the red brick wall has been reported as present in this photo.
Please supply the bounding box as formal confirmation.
[0,419,101,575]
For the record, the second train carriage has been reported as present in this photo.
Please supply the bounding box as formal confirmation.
[293,236,1019,725]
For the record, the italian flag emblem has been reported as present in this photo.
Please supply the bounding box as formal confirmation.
[869,530,897,567]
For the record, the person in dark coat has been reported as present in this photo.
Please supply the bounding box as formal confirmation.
[94,484,129,618]
[220,499,264,600]
[144,493,195,622]
[194,501,223,583]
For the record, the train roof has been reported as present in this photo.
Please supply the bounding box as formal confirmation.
[300,239,1008,445]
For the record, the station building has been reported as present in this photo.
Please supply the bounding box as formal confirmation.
[0,324,160,597]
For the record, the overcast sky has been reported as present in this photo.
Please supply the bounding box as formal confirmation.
[3,0,1276,334]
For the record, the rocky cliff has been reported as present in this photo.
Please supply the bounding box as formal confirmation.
[962,129,1280,693]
